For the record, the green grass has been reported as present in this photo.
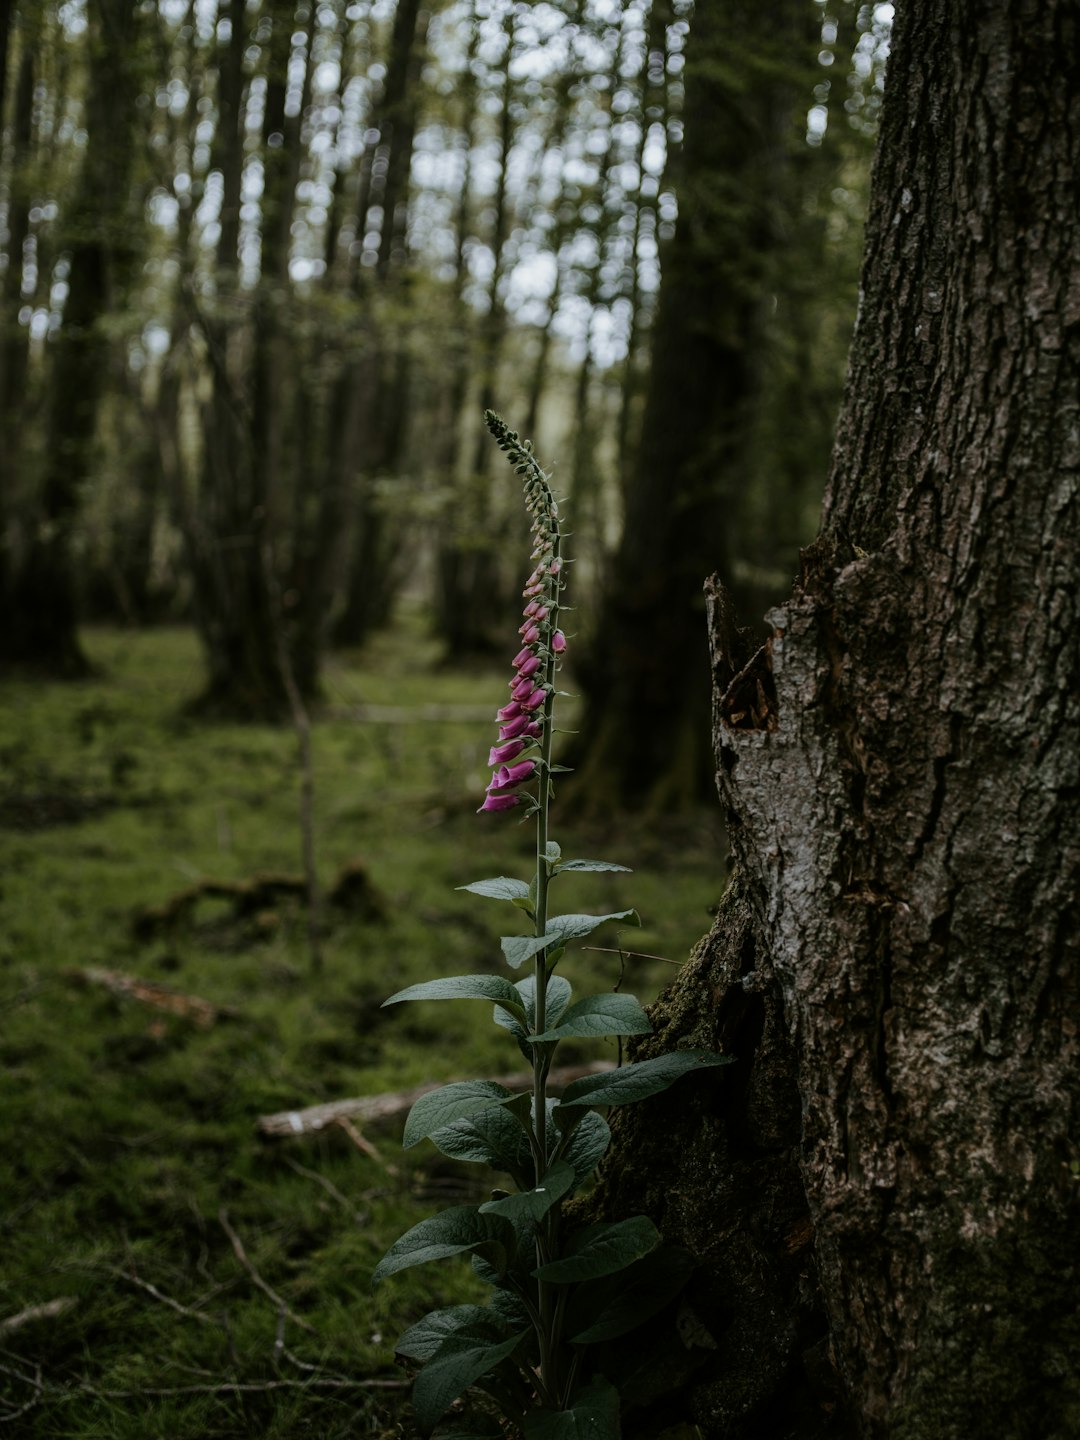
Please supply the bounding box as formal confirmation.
[0,621,725,1437]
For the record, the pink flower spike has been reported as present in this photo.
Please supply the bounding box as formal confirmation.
[499,714,531,739]
[489,739,526,766]
[498,701,522,721]
[520,624,540,644]
[516,653,542,678]
[523,720,543,738]
[511,677,534,701]
[521,687,547,712]
[523,600,540,617]
[549,557,562,574]
[533,606,548,622]
[551,630,567,654]
[512,647,533,668]
[501,759,536,785]
[479,793,520,813]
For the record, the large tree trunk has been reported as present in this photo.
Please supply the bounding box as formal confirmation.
[582,2,1079,1436]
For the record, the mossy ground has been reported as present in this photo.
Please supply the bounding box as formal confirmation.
[0,618,724,1438]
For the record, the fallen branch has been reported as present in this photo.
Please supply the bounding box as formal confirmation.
[66,968,230,1028]
[218,1210,316,1335]
[256,1061,617,1139]
[0,1297,77,1338]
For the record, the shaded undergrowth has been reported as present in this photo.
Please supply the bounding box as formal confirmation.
[0,620,724,1437]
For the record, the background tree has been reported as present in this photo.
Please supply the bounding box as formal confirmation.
[568,0,830,810]
[0,0,146,674]
[579,0,1080,1435]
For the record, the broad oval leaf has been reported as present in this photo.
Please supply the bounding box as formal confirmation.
[479,1160,577,1223]
[522,1376,621,1440]
[404,1081,516,1149]
[413,1327,529,1433]
[566,1244,695,1345]
[457,876,531,902]
[384,974,527,1024]
[396,1305,506,1363]
[430,1107,533,1184]
[558,1110,611,1186]
[555,1050,732,1119]
[533,1215,660,1285]
[544,841,562,864]
[554,860,633,875]
[531,992,652,1043]
[372,1206,516,1286]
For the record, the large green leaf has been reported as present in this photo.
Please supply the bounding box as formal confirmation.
[396,1305,505,1363]
[457,876,531,902]
[522,1376,621,1439]
[554,860,632,875]
[479,1160,577,1223]
[531,992,652,1043]
[430,1106,533,1184]
[554,1050,732,1125]
[404,1081,516,1149]
[558,1110,611,1186]
[413,1327,529,1433]
[533,1216,659,1284]
[565,1245,695,1344]
[384,974,527,1024]
[373,1207,516,1285]
[545,911,640,946]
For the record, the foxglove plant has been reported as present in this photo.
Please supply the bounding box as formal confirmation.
[373,413,731,1439]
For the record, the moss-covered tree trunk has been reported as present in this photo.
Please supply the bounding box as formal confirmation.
[582,2,1080,1436]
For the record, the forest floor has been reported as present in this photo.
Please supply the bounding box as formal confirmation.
[0,620,724,1439]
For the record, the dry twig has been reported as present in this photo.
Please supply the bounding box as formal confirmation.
[218,1210,316,1335]
[0,1297,77,1338]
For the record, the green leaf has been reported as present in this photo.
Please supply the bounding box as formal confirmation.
[523,1376,621,1439]
[479,1160,577,1223]
[457,877,531,902]
[413,1326,529,1433]
[533,1216,660,1284]
[372,1207,516,1285]
[396,1305,505,1363]
[554,860,633,875]
[554,1051,733,1123]
[531,992,652,1043]
[430,1107,533,1184]
[545,911,640,946]
[566,1245,696,1344]
[494,974,573,1045]
[559,1110,611,1186]
[544,841,562,864]
[500,931,561,969]
[383,974,527,1024]
[404,1081,516,1149]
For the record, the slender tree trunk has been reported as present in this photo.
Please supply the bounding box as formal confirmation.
[0,0,141,674]
[331,0,425,649]
[568,0,807,810]
[434,3,517,656]
[581,3,1080,1436]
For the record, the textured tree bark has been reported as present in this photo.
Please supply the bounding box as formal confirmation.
[581,2,1079,1436]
